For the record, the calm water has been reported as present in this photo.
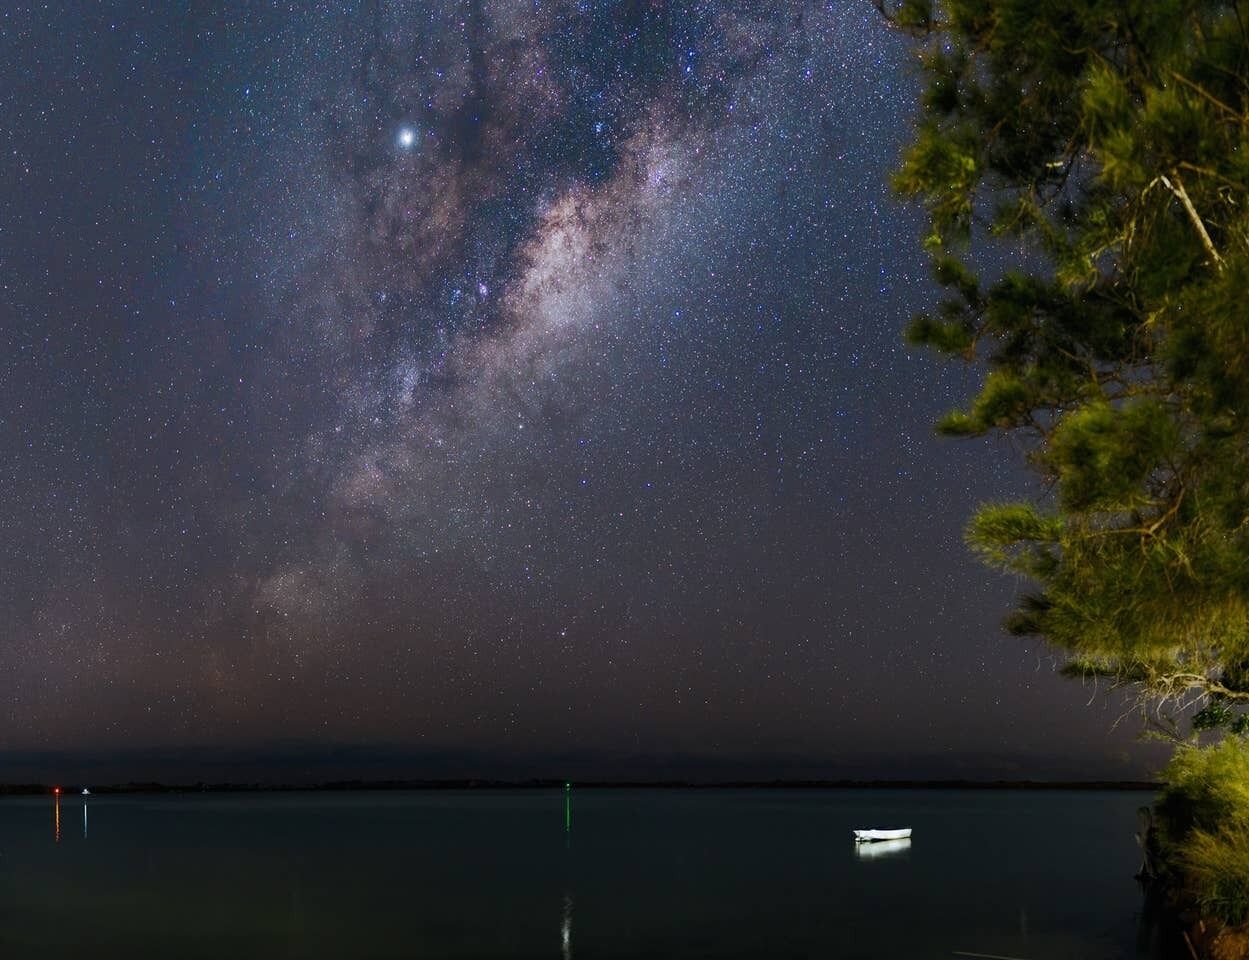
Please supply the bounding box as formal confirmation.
[0,788,1183,958]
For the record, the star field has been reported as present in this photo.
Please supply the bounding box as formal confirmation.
[0,1,1168,781]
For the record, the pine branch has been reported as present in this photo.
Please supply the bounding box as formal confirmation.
[1149,172,1226,270]
[1153,673,1249,702]
[1168,69,1248,123]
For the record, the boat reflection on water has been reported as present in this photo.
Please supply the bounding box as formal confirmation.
[83,799,88,839]
[854,837,911,860]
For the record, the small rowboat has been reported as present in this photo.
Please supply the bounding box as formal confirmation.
[853,828,912,842]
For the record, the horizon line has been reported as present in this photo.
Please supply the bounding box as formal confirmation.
[0,777,1163,795]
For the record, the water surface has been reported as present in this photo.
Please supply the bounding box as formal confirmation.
[0,788,1182,958]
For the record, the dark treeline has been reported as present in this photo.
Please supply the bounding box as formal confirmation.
[0,779,1161,795]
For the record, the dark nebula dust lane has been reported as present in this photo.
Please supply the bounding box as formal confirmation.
[0,1,1167,781]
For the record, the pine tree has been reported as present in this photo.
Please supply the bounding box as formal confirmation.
[883,0,1249,738]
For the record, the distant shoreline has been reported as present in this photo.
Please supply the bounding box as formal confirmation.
[0,778,1162,796]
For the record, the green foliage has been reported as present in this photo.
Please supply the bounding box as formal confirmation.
[892,121,980,238]
[1156,741,1249,924]
[1047,400,1179,511]
[893,0,1249,717]
[892,1,1249,921]
[876,0,937,34]
[1193,700,1235,732]
[1157,739,1249,846]
[1182,827,1249,926]
[967,503,1062,572]
[967,371,1031,429]
[906,313,975,355]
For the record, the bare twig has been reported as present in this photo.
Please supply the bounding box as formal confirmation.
[1147,172,1226,270]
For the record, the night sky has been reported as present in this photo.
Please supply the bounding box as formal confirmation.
[0,1,1167,783]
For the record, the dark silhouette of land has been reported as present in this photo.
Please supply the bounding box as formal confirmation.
[0,778,1161,796]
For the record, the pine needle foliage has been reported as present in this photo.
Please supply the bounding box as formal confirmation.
[883,0,1249,733]
[1157,740,1249,923]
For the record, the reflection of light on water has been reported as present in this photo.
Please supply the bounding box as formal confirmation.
[854,837,910,860]
[561,785,573,956]
[83,801,88,839]
[53,795,61,844]
[561,894,572,959]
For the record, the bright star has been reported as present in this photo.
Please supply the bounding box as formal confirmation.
[397,126,417,149]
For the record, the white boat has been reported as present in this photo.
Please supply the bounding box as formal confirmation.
[853,828,911,842]
[81,788,90,796]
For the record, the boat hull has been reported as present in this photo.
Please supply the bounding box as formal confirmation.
[853,828,912,842]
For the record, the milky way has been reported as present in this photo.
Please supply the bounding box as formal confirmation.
[0,1,1168,780]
